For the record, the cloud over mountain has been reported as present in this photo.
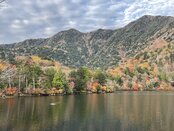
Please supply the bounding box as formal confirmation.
[0,0,173,43]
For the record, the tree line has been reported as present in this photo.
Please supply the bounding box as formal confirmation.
[0,57,108,95]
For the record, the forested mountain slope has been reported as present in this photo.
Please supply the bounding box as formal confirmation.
[0,15,173,68]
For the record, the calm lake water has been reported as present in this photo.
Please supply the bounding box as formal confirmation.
[0,92,174,131]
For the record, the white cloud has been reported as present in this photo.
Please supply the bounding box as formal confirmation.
[10,19,23,30]
[23,19,29,25]
[108,2,128,11]
[123,0,174,25]
[13,19,20,24]
[0,0,173,43]
[44,27,57,35]
[68,21,76,26]
[71,0,82,4]
[10,24,21,29]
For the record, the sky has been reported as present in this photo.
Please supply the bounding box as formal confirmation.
[0,0,174,44]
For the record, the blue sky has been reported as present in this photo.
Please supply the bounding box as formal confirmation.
[0,0,174,44]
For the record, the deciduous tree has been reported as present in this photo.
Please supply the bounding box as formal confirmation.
[52,70,68,90]
[69,67,91,91]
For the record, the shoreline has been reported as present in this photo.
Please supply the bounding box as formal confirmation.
[1,89,174,99]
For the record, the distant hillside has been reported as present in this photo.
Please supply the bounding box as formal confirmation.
[0,15,174,68]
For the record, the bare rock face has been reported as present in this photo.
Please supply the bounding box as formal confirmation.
[0,15,174,68]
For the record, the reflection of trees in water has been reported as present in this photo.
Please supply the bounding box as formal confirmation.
[109,92,174,131]
[0,93,174,131]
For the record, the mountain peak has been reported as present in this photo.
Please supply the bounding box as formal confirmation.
[140,15,155,19]
[60,28,82,35]
[139,15,174,21]
[66,28,81,33]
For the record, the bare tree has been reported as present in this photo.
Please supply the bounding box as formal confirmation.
[0,66,17,88]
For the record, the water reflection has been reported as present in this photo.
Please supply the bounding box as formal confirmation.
[0,92,174,131]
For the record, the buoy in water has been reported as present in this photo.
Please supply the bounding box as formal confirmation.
[50,103,56,106]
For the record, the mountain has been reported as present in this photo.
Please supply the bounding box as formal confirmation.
[0,15,174,68]
[107,36,174,91]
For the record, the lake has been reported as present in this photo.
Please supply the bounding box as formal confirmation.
[0,92,174,131]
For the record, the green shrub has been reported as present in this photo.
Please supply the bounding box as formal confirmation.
[158,72,168,82]
[124,67,134,77]
[94,70,107,85]
[115,76,123,86]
